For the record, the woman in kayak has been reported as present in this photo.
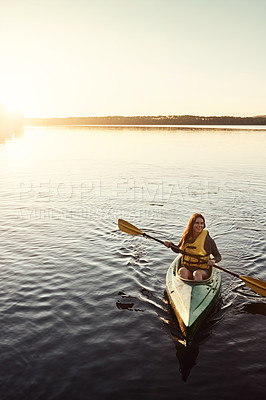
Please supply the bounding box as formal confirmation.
[164,213,221,280]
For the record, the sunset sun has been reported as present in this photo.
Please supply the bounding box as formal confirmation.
[0,77,35,117]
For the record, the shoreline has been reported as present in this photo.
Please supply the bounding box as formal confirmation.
[24,123,266,131]
[24,115,266,127]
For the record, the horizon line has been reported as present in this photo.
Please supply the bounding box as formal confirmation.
[24,114,266,120]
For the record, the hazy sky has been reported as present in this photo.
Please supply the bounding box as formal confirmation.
[1,0,266,118]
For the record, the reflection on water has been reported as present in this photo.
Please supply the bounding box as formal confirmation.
[175,342,199,382]
[165,293,224,381]
[116,291,136,311]
[0,124,23,143]
[0,103,23,143]
[242,302,266,316]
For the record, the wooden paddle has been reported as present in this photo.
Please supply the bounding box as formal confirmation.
[118,219,266,297]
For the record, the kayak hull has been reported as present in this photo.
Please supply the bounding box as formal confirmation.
[166,254,222,344]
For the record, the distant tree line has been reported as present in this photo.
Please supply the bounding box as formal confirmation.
[24,115,266,126]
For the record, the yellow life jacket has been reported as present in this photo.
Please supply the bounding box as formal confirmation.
[179,229,210,269]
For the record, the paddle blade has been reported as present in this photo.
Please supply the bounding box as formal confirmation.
[240,276,266,297]
[118,219,143,236]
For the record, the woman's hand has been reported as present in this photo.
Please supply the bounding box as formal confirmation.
[164,241,172,248]
[207,259,215,267]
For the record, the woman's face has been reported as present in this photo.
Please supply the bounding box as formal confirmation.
[193,217,205,236]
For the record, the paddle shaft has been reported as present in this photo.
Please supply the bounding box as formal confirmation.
[213,263,239,278]
[144,232,265,295]
[143,232,238,273]
[143,233,203,261]
[143,233,235,271]
[143,233,164,245]
[146,230,250,279]
[118,219,266,297]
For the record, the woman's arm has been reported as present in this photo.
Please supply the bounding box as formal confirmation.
[205,235,221,263]
[164,240,181,253]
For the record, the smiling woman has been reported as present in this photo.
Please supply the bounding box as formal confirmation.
[165,213,222,281]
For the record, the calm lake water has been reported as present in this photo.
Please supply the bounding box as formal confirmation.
[0,125,266,400]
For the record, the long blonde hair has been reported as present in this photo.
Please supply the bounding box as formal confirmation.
[180,213,206,247]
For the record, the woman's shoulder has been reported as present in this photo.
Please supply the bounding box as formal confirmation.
[204,231,217,250]
[205,231,221,260]
[205,231,215,242]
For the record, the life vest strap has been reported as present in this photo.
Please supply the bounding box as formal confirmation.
[181,251,210,269]
[181,250,209,261]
